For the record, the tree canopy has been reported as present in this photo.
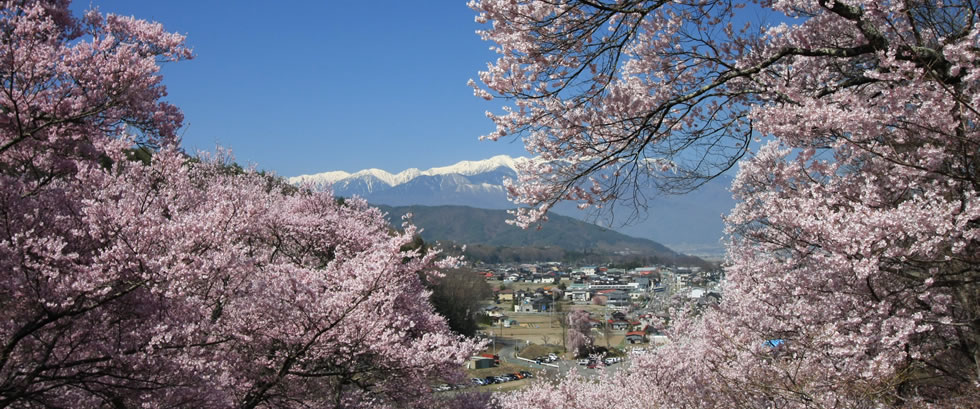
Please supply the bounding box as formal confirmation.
[0,2,480,407]
[471,0,980,407]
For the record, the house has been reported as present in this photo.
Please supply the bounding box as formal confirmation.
[496,289,514,303]
[573,266,598,276]
[609,319,631,331]
[538,286,563,299]
[468,356,495,369]
[484,306,505,318]
[531,295,555,312]
[604,290,631,307]
[605,268,626,276]
[625,331,647,344]
[641,324,669,344]
[516,295,554,312]
[631,266,660,275]
[565,289,592,301]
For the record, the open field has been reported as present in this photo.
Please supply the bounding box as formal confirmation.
[483,312,563,347]
[517,344,563,360]
[481,311,631,353]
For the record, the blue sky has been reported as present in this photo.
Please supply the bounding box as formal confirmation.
[76,1,528,177]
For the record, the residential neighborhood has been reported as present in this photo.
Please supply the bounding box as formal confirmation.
[482,262,724,314]
[456,260,726,392]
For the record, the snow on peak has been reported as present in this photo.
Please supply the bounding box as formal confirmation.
[350,168,403,187]
[289,170,350,185]
[424,155,521,177]
[288,155,527,188]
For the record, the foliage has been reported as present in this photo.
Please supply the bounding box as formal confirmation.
[427,267,494,337]
[476,313,493,327]
[0,2,479,407]
[472,0,980,407]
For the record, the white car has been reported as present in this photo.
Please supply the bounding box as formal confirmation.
[577,359,589,365]
[548,353,558,361]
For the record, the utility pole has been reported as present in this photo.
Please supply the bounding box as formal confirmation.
[550,290,555,328]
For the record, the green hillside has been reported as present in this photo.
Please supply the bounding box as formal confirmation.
[378,205,707,266]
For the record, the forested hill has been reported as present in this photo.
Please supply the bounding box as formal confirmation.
[378,204,710,266]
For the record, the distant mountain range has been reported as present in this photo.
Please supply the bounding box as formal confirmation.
[378,204,672,252]
[289,155,519,209]
[377,205,711,267]
[289,155,735,258]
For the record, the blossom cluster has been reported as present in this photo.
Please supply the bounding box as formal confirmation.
[473,0,980,407]
[0,2,480,407]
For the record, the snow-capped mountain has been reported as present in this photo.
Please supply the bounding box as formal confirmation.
[289,155,734,258]
[289,155,524,193]
[288,155,521,208]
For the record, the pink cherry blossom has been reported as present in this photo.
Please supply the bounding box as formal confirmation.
[473,0,980,407]
[0,2,481,407]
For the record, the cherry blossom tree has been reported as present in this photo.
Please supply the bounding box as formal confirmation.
[472,0,980,407]
[0,1,480,407]
[565,310,593,358]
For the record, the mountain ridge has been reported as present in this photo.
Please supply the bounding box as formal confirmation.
[377,204,712,267]
[290,155,735,258]
[289,155,526,189]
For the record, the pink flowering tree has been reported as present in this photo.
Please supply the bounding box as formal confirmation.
[473,0,979,407]
[0,2,480,408]
[565,310,593,358]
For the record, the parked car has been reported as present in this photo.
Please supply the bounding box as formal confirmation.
[472,378,486,386]
[483,376,497,384]
[519,371,532,378]
[548,353,558,361]
[577,359,589,365]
